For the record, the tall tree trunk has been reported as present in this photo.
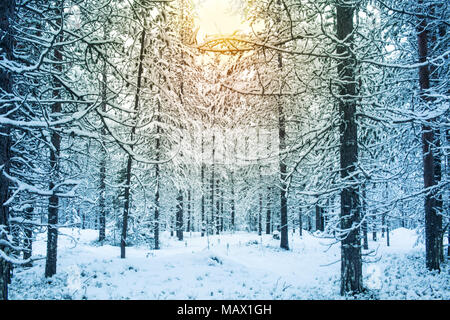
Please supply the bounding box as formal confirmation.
[0,0,15,299]
[23,207,33,267]
[210,129,216,235]
[215,177,220,235]
[230,171,235,232]
[430,2,445,264]
[266,188,272,235]
[386,220,390,247]
[176,190,184,241]
[298,206,303,237]
[121,154,133,258]
[121,28,146,259]
[315,204,323,231]
[98,153,106,241]
[372,213,377,242]
[45,2,63,277]
[187,190,191,232]
[154,95,161,250]
[257,124,262,236]
[220,189,224,232]
[447,126,449,260]
[336,2,363,295]
[362,184,368,250]
[154,174,160,249]
[278,52,289,251]
[417,0,441,271]
[201,129,205,237]
[230,137,237,232]
[98,40,107,243]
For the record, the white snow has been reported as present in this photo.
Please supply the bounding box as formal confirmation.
[9,227,449,300]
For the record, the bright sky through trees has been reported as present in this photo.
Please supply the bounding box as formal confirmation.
[193,0,257,41]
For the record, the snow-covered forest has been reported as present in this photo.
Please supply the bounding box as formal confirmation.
[0,0,448,300]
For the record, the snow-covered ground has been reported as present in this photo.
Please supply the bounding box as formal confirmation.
[9,228,449,300]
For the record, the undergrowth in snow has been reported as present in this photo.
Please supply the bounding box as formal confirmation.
[8,227,449,300]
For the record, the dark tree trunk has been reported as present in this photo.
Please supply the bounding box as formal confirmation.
[187,190,191,232]
[201,130,205,237]
[386,221,390,247]
[121,28,146,259]
[154,95,161,250]
[257,126,262,236]
[336,2,363,295]
[154,182,160,249]
[215,178,220,235]
[23,207,33,266]
[230,172,235,232]
[299,206,303,237]
[176,190,184,241]
[447,224,450,259]
[315,204,324,232]
[258,193,262,236]
[0,0,15,299]
[187,201,190,233]
[266,189,271,235]
[98,61,107,243]
[362,184,368,250]
[416,1,442,271]
[121,154,133,259]
[230,138,237,232]
[372,210,377,241]
[210,131,215,236]
[45,109,61,277]
[362,219,369,250]
[220,189,224,232]
[45,4,63,277]
[98,154,106,241]
[430,4,445,263]
[278,52,289,251]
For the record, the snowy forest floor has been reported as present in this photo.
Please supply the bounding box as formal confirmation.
[9,228,449,300]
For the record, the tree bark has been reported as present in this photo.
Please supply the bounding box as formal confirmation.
[257,125,262,236]
[0,0,15,299]
[215,177,220,235]
[315,204,323,232]
[230,171,235,232]
[298,206,303,237]
[210,128,215,236]
[266,189,271,235]
[187,190,191,232]
[201,129,205,237]
[154,94,161,250]
[121,28,146,258]
[417,0,442,272]
[336,2,363,295]
[45,2,63,277]
[176,190,184,241]
[98,44,107,243]
[23,207,33,267]
[362,184,368,250]
[278,52,289,251]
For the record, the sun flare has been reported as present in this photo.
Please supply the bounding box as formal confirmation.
[194,0,250,42]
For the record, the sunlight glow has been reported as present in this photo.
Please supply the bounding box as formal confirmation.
[194,0,250,42]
